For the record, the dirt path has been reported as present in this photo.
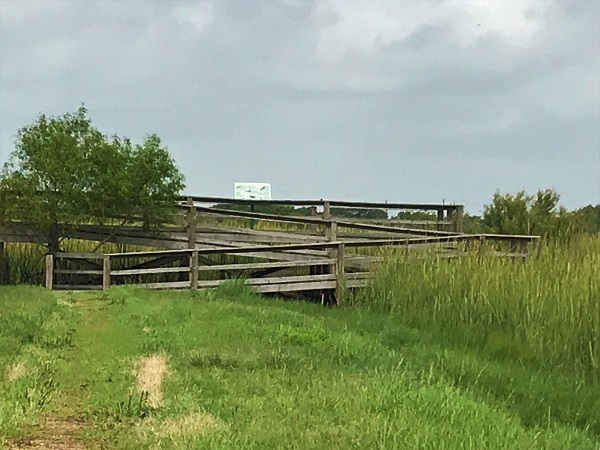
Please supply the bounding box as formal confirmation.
[8,293,109,450]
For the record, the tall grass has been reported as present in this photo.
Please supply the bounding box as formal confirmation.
[355,235,600,381]
[2,241,149,285]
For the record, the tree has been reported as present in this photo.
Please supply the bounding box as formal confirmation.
[481,189,595,238]
[0,106,185,253]
[482,190,532,235]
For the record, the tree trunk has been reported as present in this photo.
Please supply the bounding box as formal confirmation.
[47,224,61,254]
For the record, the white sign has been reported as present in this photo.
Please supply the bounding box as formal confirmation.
[234,182,272,200]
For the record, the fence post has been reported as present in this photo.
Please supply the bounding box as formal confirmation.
[455,206,464,233]
[323,201,331,221]
[102,255,111,291]
[335,242,346,305]
[325,220,337,241]
[309,206,318,233]
[446,208,455,230]
[326,221,338,303]
[45,254,54,290]
[190,250,198,290]
[436,209,444,231]
[186,197,197,249]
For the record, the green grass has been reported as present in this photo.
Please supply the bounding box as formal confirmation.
[1,285,598,449]
[355,235,600,382]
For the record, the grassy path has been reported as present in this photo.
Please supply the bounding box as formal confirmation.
[6,293,109,449]
[2,286,599,449]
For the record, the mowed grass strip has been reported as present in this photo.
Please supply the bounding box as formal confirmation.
[2,285,595,449]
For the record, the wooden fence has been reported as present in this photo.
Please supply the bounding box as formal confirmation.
[44,232,538,302]
[3,195,540,295]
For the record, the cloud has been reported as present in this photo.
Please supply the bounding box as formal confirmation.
[0,0,598,212]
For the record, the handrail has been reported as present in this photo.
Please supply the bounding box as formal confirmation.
[180,195,464,211]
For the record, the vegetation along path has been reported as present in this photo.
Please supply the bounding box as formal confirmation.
[1,285,599,449]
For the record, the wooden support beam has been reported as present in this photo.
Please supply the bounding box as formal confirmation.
[190,250,198,290]
[45,254,54,289]
[335,242,346,305]
[323,201,331,221]
[102,255,111,291]
[455,205,464,232]
[186,197,197,248]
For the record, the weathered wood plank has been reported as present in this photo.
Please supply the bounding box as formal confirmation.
[195,207,326,225]
[137,281,192,289]
[45,254,53,289]
[253,280,337,293]
[109,249,193,258]
[54,253,105,260]
[196,274,336,289]
[102,256,111,290]
[111,266,191,276]
[196,259,336,272]
[183,195,463,211]
[54,269,103,275]
[190,250,198,290]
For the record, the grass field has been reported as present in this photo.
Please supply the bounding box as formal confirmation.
[1,284,598,449]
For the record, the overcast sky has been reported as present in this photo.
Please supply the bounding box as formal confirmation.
[1,0,599,213]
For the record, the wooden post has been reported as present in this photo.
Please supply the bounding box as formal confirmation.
[335,242,345,305]
[190,250,198,290]
[436,209,444,231]
[325,220,337,241]
[446,208,455,226]
[454,206,464,233]
[309,206,318,233]
[323,201,331,221]
[186,197,197,249]
[102,255,111,291]
[45,254,54,290]
[326,220,338,282]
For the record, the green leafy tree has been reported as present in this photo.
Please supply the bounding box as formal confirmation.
[0,106,185,253]
[571,205,600,234]
[482,189,594,238]
[482,190,532,235]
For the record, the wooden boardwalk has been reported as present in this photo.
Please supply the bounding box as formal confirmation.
[1,196,539,300]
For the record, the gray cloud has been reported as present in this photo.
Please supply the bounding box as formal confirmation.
[1,0,598,213]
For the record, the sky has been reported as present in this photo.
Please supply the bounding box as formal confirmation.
[0,0,599,214]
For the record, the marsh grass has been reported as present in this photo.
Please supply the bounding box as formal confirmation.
[356,235,600,381]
